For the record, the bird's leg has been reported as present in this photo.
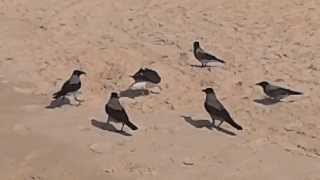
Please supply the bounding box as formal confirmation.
[121,123,125,132]
[157,84,162,91]
[106,116,110,124]
[211,118,215,127]
[217,120,223,127]
[73,92,84,105]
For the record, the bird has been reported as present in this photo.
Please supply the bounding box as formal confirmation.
[256,81,303,100]
[202,88,242,130]
[129,68,162,92]
[53,70,86,104]
[193,41,225,67]
[105,92,138,132]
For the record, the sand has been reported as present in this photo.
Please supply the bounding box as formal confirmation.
[0,0,320,179]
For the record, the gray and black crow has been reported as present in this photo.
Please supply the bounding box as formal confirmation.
[53,70,86,103]
[256,81,303,100]
[105,92,138,132]
[202,88,242,130]
[193,41,225,67]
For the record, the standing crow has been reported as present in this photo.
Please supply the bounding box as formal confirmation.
[202,88,242,130]
[193,41,225,67]
[256,81,303,100]
[53,70,86,104]
[105,92,138,132]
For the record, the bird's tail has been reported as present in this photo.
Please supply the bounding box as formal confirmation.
[216,58,225,64]
[289,90,303,95]
[53,91,62,99]
[227,118,243,130]
[126,120,138,130]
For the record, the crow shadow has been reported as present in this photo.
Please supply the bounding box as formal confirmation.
[181,115,236,136]
[46,98,72,109]
[119,89,150,99]
[254,97,281,105]
[190,64,216,68]
[91,119,132,136]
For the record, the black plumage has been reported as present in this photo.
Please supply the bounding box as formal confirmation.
[256,81,303,100]
[53,70,86,100]
[131,68,161,84]
[202,88,242,130]
[105,92,138,131]
[193,41,225,67]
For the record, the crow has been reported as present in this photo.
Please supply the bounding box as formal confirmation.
[202,88,242,130]
[193,41,225,67]
[256,81,303,100]
[105,92,138,132]
[53,70,86,103]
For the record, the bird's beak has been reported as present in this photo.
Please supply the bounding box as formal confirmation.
[81,71,87,76]
[201,89,206,92]
[255,83,260,86]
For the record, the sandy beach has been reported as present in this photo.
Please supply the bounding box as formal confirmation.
[0,0,319,179]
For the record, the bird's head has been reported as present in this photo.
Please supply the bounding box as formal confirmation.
[255,81,269,88]
[193,41,200,49]
[72,70,86,76]
[130,68,144,78]
[111,92,119,99]
[202,87,215,94]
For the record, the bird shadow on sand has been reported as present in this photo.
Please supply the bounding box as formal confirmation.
[91,119,132,136]
[181,115,236,136]
[119,89,150,99]
[190,64,216,68]
[46,98,72,109]
[254,97,281,105]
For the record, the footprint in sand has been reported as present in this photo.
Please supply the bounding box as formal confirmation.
[13,86,34,94]
[89,143,112,154]
[21,104,41,112]
[13,124,31,136]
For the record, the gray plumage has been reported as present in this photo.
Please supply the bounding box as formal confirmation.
[105,92,138,131]
[193,41,225,67]
[53,70,86,100]
[256,81,303,100]
[202,88,242,130]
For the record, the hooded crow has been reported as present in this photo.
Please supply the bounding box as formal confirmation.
[53,70,86,103]
[129,68,161,91]
[256,81,303,100]
[105,92,138,131]
[193,41,225,67]
[202,88,242,130]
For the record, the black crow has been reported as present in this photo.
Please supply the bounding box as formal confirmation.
[129,68,161,91]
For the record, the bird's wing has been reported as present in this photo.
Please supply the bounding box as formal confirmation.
[268,85,295,96]
[58,80,80,93]
[196,48,217,60]
[106,105,129,123]
[205,97,233,120]
[131,69,144,82]
[206,95,225,110]
[143,69,161,83]
[106,99,129,122]
[53,80,70,97]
